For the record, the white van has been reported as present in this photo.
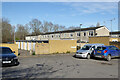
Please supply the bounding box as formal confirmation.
[75,44,104,59]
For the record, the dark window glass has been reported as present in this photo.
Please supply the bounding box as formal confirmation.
[81,46,91,50]
[0,48,12,54]
[71,34,73,37]
[97,47,106,50]
[89,31,93,36]
[77,32,80,36]
[52,35,53,38]
[92,46,95,49]
[84,32,86,36]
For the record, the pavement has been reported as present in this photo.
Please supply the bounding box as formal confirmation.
[2,51,119,78]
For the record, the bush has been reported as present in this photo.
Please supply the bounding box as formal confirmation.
[66,51,70,53]
[32,52,35,55]
[77,46,81,50]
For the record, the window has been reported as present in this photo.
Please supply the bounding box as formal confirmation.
[97,47,106,50]
[91,46,95,49]
[109,46,118,50]
[59,35,60,37]
[81,46,91,50]
[89,31,93,36]
[77,32,80,37]
[84,32,86,36]
[52,35,53,38]
[70,34,73,37]
[0,48,12,54]
[64,34,66,37]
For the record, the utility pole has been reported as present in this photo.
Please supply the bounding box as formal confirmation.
[80,24,82,47]
[109,18,115,37]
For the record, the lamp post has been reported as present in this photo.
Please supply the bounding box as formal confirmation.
[109,18,115,37]
[80,24,82,47]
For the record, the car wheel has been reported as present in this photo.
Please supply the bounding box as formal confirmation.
[107,55,111,61]
[87,54,90,59]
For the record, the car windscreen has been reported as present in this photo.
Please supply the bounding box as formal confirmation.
[81,46,91,50]
[0,48,12,54]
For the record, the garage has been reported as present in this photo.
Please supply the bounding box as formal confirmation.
[24,42,27,50]
[21,42,24,49]
[16,42,21,49]
[32,42,36,51]
[28,42,31,51]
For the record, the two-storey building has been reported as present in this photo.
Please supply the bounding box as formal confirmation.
[26,26,110,42]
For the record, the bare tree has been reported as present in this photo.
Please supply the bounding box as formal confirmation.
[2,18,14,43]
[15,24,29,40]
[29,19,41,35]
[53,24,59,32]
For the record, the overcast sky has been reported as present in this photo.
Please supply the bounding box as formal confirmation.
[2,2,118,31]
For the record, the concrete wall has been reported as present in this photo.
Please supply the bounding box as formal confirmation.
[89,36,110,45]
[0,44,18,56]
[35,40,77,54]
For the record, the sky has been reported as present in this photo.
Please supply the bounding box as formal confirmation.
[2,2,118,31]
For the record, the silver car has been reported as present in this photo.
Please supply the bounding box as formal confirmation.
[75,44,104,59]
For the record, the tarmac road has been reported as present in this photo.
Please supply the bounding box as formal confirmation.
[2,53,119,78]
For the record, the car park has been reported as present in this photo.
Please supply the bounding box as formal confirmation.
[75,44,104,59]
[0,47,19,66]
[94,46,120,61]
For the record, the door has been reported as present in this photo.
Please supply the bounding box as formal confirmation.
[108,46,116,57]
[112,46,119,57]
[32,42,36,51]
[18,42,20,49]
[21,42,24,49]
[25,42,27,50]
[28,42,31,51]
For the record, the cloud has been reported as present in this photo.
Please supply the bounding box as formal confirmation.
[63,2,118,14]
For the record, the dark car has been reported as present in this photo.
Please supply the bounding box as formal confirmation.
[94,46,120,61]
[0,47,19,66]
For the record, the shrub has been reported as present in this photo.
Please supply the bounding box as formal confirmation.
[77,46,81,50]
[32,52,35,55]
[66,51,70,53]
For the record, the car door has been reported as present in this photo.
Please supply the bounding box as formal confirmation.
[96,46,103,55]
[108,46,116,57]
[112,46,119,57]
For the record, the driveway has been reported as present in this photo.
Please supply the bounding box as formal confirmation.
[2,52,118,78]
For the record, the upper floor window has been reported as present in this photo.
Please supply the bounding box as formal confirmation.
[70,34,73,37]
[89,31,93,36]
[52,35,54,38]
[77,32,80,37]
[84,32,86,36]
[64,34,67,37]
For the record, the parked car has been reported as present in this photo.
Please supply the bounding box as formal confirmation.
[94,46,120,61]
[75,44,104,59]
[0,47,19,66]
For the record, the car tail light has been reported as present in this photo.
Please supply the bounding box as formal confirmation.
[104,50,107,53]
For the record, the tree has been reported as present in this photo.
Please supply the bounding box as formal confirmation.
[2,18,14,43]
[29,19,41,35]
[53,24,59,32]
[96,22,100,27]
[15,24,29,40]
